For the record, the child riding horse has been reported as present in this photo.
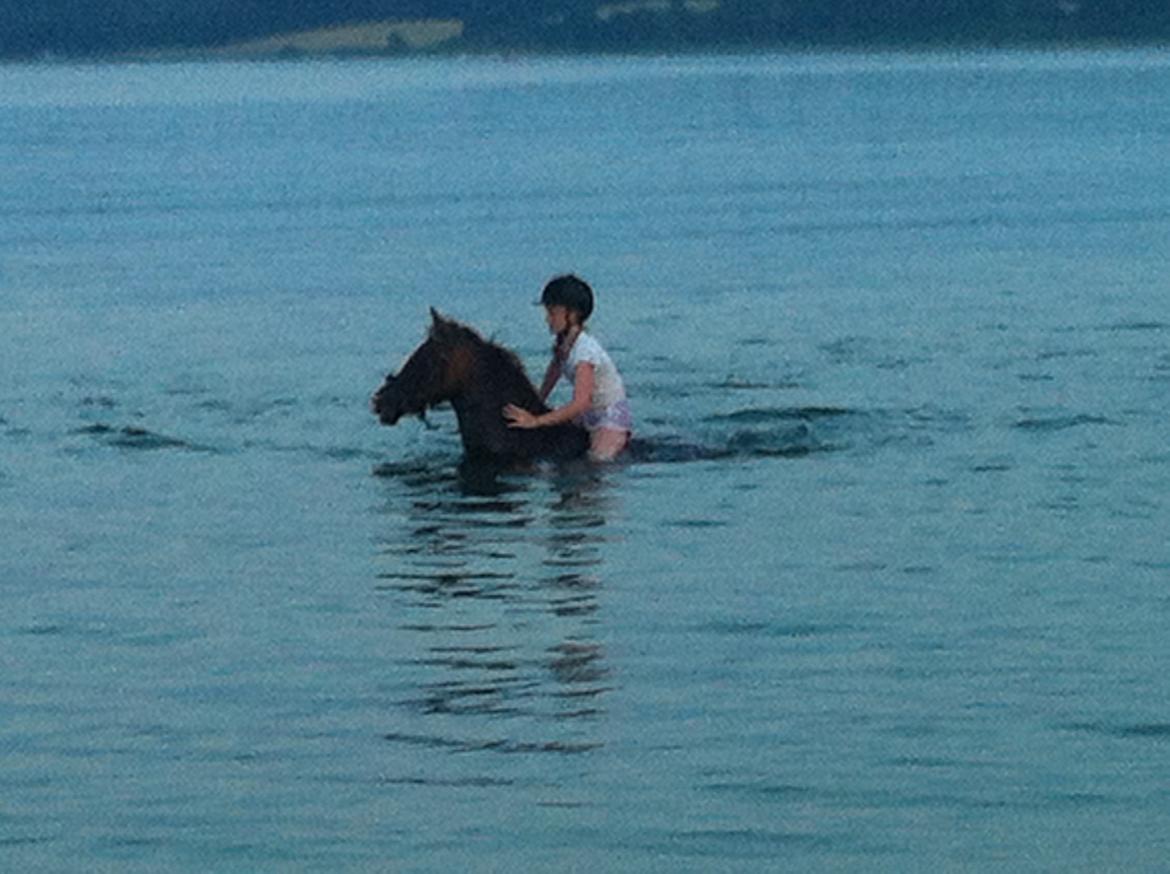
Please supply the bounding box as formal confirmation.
[371,309,590,463]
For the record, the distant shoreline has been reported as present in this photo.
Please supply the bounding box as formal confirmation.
[5,16,1169,66]
[56,39,1170,69]
[121,19,465,64]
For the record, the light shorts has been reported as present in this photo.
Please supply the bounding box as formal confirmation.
[577,399,633,434]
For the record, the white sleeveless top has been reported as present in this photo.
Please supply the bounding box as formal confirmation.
[562,331,626,410]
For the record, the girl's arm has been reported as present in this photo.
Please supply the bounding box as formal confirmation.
[505,363,594,429]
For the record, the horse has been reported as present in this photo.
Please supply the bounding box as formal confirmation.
[371,309,590,463]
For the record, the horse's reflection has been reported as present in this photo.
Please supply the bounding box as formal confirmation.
[375,461,616,756]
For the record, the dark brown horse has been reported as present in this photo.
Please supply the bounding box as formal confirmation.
[371,309,590,463]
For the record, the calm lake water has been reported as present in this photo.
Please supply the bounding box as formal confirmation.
[3,48,1170,871]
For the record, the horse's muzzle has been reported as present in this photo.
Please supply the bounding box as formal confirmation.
[371,376,403,426]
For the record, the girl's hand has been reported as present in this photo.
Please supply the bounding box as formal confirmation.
[503,404,539,429]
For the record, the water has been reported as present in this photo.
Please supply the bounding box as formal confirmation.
[3,49,1170,871]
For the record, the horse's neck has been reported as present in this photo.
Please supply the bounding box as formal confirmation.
[470,348,543,410]
[449,352,546,457]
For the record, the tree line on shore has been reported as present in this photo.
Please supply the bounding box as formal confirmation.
[3,0,1168,59]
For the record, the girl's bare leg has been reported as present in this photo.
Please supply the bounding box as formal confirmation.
[588,428,630,462]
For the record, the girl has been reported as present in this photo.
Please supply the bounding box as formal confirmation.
[503,274,632,461]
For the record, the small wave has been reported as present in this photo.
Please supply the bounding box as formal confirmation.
[1115,724,1170,739]
[971,461,1012,473]
[627,435,820,464]
[726,427,822,458]
[1013,414,1115,433]
[704,406,854,425]
[317,446,379,461]
[383,731,600,755]
[0,837,53,849]
[1104,320,1167,333]
[378,775,515,788]
[74,423,212,452]
[626,405,856,463]
[19,623,66,636]
[15,618,200,648]
[707,376,803,391]
[187,393,316,425]
[625,438,729,463]
[701,781,817,800]
[1035,348,1097,362]
[1062,722,1170,741]
[695,619,855,638]
[665,518,730,529]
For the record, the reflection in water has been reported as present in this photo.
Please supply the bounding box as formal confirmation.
[374,462,617,768]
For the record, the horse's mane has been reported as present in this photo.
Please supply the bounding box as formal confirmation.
[432,316,543,406]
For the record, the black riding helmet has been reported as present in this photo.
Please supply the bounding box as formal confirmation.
[539,274,594,321]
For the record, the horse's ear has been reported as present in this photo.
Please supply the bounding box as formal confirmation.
[429,308,456,342]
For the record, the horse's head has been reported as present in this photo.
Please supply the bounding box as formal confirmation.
[371,308,476,426]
